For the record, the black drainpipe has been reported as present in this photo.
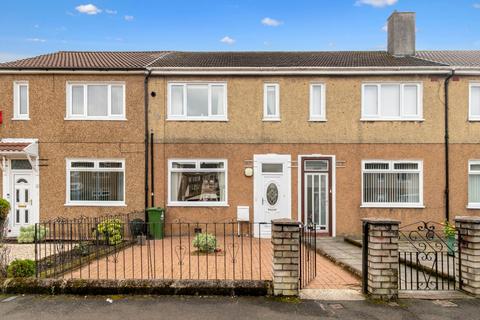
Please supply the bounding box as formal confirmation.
[444,70,455,222]
[150,132,155,207]
[144,69,152,222]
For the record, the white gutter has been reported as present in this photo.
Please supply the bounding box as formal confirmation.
[0,70,146,75]
[149,69,452,75]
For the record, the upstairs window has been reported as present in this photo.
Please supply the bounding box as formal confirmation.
[66,82,125,120]
[309,83,326,121]
[362,83,422,120]
[263,83,280,121]
[66,159,125,206]
[168,83,227,120]
[469,83,480,121]
[362,160,423,207]
[13,81,29,120]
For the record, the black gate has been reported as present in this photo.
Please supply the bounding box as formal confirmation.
[398,221,462,291]
[299,224,317,289]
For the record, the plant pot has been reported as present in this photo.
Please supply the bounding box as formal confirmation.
[446,235,456,256]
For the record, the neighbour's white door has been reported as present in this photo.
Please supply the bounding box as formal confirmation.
[253,154,291,238]
[10,174,34,235]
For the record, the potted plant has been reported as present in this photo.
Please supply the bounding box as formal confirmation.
[443,220,456,256]
[0,199,11,239]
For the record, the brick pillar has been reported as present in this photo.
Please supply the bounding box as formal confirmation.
[455,216,480,296]
[362,218,400,301]
[271,219,300,296]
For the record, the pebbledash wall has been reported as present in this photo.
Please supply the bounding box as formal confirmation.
[0,74,146,220]
[148,75,480,236]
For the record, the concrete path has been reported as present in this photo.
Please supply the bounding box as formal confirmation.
[314,238,362,277]
[1,294,480,320]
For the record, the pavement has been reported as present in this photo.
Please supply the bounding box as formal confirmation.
[1,294,479,320]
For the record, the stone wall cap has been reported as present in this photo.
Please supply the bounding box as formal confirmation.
[455,216,480,223]
[361,217,401,224]
[271,219,301,226]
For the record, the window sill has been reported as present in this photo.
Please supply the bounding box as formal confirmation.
[167,202,229,208]
[467,204,480,209]
[12,118,30,121]
[65,202,127,207]
[64,118,127,121]
[360,204,425,209]
[308,118,327,122]
[262,118,281,122]
[360,118,425,122]
[166,118,229,122]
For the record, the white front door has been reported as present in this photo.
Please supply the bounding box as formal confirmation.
[254,154,291,238]
[10,173,35,235]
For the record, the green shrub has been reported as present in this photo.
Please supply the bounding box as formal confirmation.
[17,225,48,244]
[443,221,456,238]
[7,259,35,278]
[0,198,10,221]
[96,219,123,246]
[193,233,217,253]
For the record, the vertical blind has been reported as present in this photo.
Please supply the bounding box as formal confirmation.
[363,161,421,205]
[69,160,124,203]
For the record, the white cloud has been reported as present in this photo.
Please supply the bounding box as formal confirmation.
[34,24,39,28]
[26,38,46,43]
[382,23,388,32]
[220,36,235,45]
[474,3,480,9]
[105,9,117,14]
[261,17,283,27]
[124,15,134,21]
[75,4,102,15]
[355,0,398,7]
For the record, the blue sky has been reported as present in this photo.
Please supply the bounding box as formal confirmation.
[1,0,480,62]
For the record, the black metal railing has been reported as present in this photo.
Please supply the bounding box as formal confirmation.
[398,221,462,291]
[299,223,317,289]
[34,214,272,281]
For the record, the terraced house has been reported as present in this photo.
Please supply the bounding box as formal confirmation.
[1,12,480,237]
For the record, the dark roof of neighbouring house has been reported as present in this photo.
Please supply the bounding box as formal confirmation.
[149,51,445,68]
[1,50,480,70]
[415,50,480,67]
[0,51,167,70]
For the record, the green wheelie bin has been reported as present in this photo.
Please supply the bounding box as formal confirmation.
[146,207,165,239]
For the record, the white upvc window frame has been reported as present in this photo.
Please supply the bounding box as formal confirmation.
[167,159,228,207]
[167,82,228,121]
[65,158,126,206]
[263,83,280,121]
[468,83,480,121]
[361,159,424,208]
[309,83,326,121]
[13,81,30,120]
[361,82,423,121]
[467,160,480,209]
[65,82,126,120]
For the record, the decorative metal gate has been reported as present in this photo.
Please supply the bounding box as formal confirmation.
[299,224,317,289]
[398,221,462,291]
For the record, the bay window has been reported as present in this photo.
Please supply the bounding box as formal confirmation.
[168,83,227,120]
[168,159,227,206]
[362,160,423,207]
[67,159,125,206]
[66,82,125,120]
[362,83,422,120]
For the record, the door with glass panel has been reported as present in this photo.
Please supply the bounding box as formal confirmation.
[302,159,331,234]
[12,174,33,232]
